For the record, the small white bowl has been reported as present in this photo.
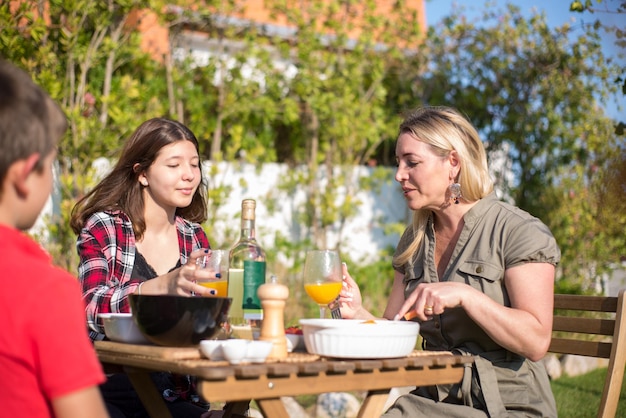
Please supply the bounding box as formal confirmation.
[199,340,225,361]
[99,313,151,345]
[220,339,249,364]
[246,340,273,363]
[285,334,304,352]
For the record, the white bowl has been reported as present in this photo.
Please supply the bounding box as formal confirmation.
[220,339,249,364]
[285,334,305,352]
[299,319,419,359]
[99,313,151,345]
[205,339,274,364]
[199,340,225,361]
[246,340,273,363]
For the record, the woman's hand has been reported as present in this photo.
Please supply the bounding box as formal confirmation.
[338,263,370,319]
[394,281,469,321]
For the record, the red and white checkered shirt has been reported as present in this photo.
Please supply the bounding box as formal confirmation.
[76,210,209,341]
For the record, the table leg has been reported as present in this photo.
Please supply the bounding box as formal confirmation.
[357,389,392,418]
[222,401,251,417]
[255,398,290,418]
[124,367,173,418]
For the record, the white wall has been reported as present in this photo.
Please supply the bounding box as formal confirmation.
[203,161,409,263]
[38,161,411,264]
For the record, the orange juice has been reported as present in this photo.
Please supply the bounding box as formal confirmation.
[199,280,228,297]
[304,282,342,305]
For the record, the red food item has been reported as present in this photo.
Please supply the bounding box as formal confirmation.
[285,326,303,335]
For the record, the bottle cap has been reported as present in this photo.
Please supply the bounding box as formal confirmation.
[242,199,256,220]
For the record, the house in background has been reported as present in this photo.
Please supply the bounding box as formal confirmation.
[129,1,427,63]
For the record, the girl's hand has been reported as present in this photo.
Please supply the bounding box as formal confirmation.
[169,249,218,296]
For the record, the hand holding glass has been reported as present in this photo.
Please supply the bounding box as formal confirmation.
[303,250,342,318]
[196,249,229,297]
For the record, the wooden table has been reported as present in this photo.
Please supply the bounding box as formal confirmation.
[95,340,473,418]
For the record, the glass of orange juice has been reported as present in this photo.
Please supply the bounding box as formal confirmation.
[303,250,342,318]
[196,249,229,297]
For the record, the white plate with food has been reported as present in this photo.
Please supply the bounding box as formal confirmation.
[299,318,419,359]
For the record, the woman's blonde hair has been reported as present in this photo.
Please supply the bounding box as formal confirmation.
[394,106,493,267]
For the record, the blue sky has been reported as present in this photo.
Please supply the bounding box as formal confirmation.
[426,1,597,27]
[424,0,624,120]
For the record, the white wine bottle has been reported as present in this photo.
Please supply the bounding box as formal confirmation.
[228,199,266,327]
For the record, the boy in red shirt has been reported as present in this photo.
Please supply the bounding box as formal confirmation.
[0,59,109,418]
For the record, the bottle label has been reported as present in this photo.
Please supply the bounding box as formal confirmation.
[243,260,266,320]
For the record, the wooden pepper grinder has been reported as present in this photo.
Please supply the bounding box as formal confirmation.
[258,275,289,360]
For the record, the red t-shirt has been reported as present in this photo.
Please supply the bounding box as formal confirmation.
[0,225,105,417]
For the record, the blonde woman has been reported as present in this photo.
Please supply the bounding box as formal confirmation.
[339,106,559,417]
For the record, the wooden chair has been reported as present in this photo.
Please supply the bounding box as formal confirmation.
[550,289,626,418]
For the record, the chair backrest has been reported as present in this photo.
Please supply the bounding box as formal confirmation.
[550,289,626,418]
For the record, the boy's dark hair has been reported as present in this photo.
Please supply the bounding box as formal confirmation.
[0,60,67,192]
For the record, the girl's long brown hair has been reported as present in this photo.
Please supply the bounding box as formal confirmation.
[70,118,208,239]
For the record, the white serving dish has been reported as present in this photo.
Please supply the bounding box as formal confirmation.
[98,313,151,345]
[299,318,419,359]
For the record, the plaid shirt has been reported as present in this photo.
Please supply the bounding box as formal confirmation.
[77,210,209,341]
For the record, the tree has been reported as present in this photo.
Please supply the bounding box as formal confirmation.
[570,0,625,135]
[383,2,624,288]
[258,0,424,251]
[1,0,169,269]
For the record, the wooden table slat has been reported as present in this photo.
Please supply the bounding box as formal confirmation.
[325,361,356,373]
[96,340,201,360]
[265,363,300,376]
[235,364,273,378]
[352,359,384,371]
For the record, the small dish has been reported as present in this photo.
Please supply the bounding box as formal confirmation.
[98,313,151,345]
[220,339,249,364]
[246,340,273,363]
[285,334,305,352]
[206,339,274,364]
[199,340,225,361]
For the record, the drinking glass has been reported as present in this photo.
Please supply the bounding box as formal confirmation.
[303,250,342,318]
[196,249,230,297]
